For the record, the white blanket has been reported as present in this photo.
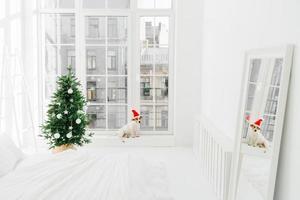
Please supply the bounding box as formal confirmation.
[0,150,173,200]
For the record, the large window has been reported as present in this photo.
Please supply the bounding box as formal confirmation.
[40,0,174,134]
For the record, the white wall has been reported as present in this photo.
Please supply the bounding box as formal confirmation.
[201,0,300,199]
[174,0,203,146]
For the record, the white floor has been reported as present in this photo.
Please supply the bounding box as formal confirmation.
[84,146,217,200]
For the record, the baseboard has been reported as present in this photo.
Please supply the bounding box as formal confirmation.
[86,135,175,147]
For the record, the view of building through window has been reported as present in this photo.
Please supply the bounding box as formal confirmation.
[140,17,169,131]
[41,0,173,133]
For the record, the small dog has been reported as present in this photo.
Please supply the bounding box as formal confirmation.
[246,118,269,149]
[118,109,142,142]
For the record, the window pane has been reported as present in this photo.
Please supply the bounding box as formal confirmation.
[108,17,127,44]
[264,87,279,115]
[261,115,276,142]
[108,106,127,129]
[155,17,169,45]
[155,46,168,75]
[44,14,75,44]
[42,0,74,8]
[156,106,168,130]
[138,0,154,8]
[270,58,283,86]
[85,17,106,44]
[245,83,256,111]
[140,17,155,45]
[155,77,168,103]
[140,17,169,46]
[140,76,153,103]
[44,45,75,93]
[155,0,172,8]
[140,46,154,75]
[60,46,75,74]
[107,77,127,103]
[86,47,106,75]
[87,77,106,103]
[138,0,172,9]
[108,0,130,8]
[87,106,106,129]
[83,0,105,8]
[140,105,154,130]
[249,59,261,82]
[107,47,127,75]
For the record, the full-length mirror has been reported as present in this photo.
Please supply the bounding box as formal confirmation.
[229,46,294,200]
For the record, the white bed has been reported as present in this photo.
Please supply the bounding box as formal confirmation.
[0,136,173,200]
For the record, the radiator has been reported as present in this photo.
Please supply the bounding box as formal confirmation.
[193,115,233,200]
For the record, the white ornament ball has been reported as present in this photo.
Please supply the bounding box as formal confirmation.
[76,118,81,124]
[68,88,73,94]
[69,126,73,130]
[56,114,62,119]
[70,99,74,102]
[64,110,68,115]
[54,133,60,139]
[66,132,72,138]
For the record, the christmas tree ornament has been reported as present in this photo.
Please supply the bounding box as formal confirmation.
[67,88,73,94]
[76,118,81,124]
[56,114,62,119]
[66,132,72,138]
[41,67,93,153]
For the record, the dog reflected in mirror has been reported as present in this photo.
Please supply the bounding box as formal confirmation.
[246,118,269,149]
[118,109,142,143]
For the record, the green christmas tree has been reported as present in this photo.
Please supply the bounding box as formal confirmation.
[41,67,93,149]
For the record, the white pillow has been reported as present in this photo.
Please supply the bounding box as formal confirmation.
[0,134,23,177]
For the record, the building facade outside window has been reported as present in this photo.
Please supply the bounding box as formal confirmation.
[39,0,174,134]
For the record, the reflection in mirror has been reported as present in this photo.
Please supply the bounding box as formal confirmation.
[237,57,283,200]
[230,46,294,200]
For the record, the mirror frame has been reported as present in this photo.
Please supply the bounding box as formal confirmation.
[228,45,294,200]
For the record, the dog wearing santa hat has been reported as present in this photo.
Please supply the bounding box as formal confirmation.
[246,117,269,149]
[118,109,142,142]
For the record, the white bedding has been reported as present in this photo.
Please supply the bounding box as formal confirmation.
[0,150,173,200]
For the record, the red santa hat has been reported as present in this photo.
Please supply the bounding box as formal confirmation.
[132,109,140,119]
[254,118,263,127]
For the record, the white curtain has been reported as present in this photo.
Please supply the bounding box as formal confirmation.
[0,0,38,153]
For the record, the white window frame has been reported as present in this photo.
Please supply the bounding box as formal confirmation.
[38,0,175,135]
